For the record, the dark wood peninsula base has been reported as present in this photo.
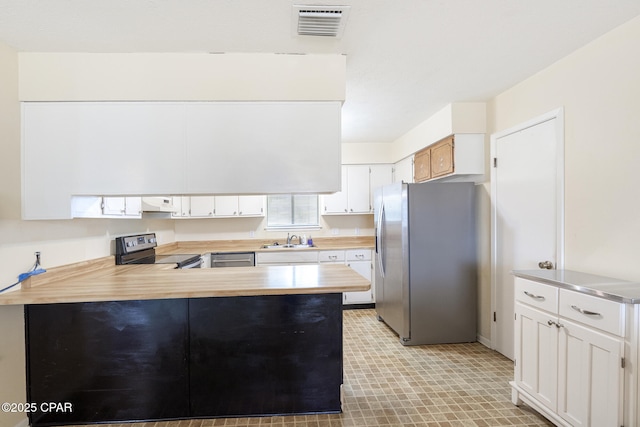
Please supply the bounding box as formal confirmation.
[25,293,343,426]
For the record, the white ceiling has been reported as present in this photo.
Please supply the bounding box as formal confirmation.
[1,0,639,143]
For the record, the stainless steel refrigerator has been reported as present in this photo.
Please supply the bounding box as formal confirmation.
[374,182,477,345]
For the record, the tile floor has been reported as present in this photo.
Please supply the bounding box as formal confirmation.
[69,309,552,427]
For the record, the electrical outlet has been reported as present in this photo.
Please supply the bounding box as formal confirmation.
[355,228,360,235]
[249,231,255,238]
[332,228,339,235]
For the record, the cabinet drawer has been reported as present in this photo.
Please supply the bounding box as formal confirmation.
[318,250,345,263]
[345,249,371,262]
[515,278,558,313]
[559,290,625,336]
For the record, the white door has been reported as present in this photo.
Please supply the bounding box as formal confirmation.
[491,109,564,360]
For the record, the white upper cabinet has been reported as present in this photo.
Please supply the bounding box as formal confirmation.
[238,195,265,216]
[393,156,414,183]
[22,101,341,220]
[170,195,265,219]
[189,196,215,217]
[322,166,349,214]
[322,165,371,215]
[368,164,393,213]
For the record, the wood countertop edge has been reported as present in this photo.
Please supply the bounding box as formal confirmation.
[0,264,370,306]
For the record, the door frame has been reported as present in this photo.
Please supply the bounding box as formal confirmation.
[490,107,565,353]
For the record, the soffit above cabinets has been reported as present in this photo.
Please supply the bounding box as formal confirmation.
[21,101,341,220]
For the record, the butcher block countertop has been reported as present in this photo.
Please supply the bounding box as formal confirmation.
[0,260,369,306]
[0,236,374,306]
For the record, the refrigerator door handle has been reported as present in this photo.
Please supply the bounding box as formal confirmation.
[377,203,386,278]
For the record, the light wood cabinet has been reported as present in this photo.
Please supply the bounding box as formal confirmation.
[413,134,484,183]
[413,148,431,182]
[430,136,454,178]
[513,277,624,427]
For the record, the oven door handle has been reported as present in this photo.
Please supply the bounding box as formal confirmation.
[180,258,204,269]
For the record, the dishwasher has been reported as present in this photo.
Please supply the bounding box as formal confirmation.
[210,252,255,268]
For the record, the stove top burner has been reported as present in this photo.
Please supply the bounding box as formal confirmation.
[115,233,202,268]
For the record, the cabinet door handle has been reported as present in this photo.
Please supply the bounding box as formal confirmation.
[524,291,545,300]
[547,320,564,329]
[571,305,601,317]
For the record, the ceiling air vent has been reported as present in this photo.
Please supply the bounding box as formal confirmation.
[293,5,351,38]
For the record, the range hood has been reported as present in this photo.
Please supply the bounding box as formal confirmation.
[141,197,176,213]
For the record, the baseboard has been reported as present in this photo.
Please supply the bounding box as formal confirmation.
[476,333,491,349]
[343,303,375,310]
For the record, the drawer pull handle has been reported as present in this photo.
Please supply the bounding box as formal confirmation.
[524,291,545,300]
[571,305,601,317]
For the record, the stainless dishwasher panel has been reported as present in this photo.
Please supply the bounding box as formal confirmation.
[210,252,256,268]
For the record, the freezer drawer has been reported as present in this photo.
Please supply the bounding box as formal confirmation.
[210,252,255,268]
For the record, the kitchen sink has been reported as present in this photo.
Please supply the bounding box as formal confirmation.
[261,244,315,249]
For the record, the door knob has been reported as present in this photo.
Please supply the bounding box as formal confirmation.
[538,261,554,270]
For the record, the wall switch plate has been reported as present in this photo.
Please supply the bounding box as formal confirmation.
[249,231,255,238]
[332,229,339,235]
[354,228,360,235]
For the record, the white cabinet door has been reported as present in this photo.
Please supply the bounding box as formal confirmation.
[557,319,623,427]
[214,196,239,217]
[322,165,370,215]
[346,165,370,213]
[190,196,215,217]
[102,197,126,216]
[514,302,558,412]
[369,164,393,213]
[322,166,348,214]
[124,197,142,216]
[344,249,373,304]
[238,195,265,216]
[172,196,191,218]
[393,156,414,183]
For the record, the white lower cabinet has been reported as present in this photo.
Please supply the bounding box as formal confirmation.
[257,248,373,305]
[513,277,624,427]
[344,249,373,305]
[557,319,622,427]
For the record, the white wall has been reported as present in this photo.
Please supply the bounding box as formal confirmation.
[391,102,487,163]
[19,52,346,102]
[477,14,640,341]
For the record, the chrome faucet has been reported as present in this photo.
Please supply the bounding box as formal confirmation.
[287,233,299,245]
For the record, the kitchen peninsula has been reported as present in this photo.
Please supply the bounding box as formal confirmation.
[0,250,370,426]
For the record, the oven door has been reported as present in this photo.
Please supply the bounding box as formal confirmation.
[179,257,203,269]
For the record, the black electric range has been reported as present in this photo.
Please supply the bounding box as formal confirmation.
[115,233,202,269]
